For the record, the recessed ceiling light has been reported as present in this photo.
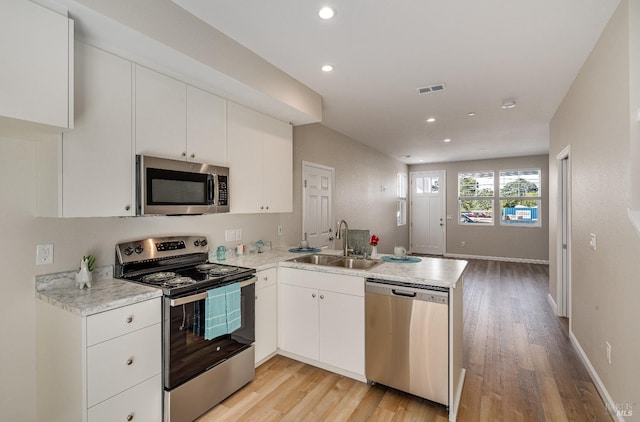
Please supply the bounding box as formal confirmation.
[501,99,516,109]
[467,112,476,117]
[319,6,336,19]
[321,64,334,72]
[426,117,436,123]
[443,138,452,143]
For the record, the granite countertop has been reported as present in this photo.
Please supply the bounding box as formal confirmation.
[35,266,162,317]
[221,247,467,289]
[36,247,466,317]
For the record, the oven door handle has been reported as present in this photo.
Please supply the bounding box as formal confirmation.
[169,276,257,307]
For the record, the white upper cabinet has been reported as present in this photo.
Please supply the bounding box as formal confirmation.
[37,42,134,217]
[186,85,227,165]
[135,65,187,159]
[135,66,227,165]
[0,0,73,129]
[227,102,293,213]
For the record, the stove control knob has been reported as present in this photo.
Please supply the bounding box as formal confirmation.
[124,246,134,256]
[200,239,208,247]
[135,245,144,254]
[194,239,200,247]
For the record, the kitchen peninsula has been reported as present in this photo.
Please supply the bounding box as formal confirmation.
[224,248,467,421]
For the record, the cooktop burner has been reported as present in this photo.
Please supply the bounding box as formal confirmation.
[115,235,256,297]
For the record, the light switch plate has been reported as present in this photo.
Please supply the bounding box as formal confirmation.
[589,233,597,251]
[235,229,242,241]
[225,229,235,242]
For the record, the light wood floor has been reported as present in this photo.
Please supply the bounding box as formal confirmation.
[198,260,612,422]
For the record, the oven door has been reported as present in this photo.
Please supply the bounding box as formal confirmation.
[163,278,256,390]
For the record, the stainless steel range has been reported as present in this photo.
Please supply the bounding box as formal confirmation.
[115,235,257,422]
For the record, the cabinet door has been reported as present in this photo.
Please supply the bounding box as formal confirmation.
[0,0,71,128]
[186,86,227,165]
[278,283,318,360]
[62,42,133,217]
[135,65,187,159]
[319,291,365,375]
[227,102,264,213]
[255,281,277,365]
[262,119,293,213]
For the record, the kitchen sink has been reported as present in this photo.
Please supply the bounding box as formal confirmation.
[287,254,382,270]
[326,257,382,270]
[287,254,341,265]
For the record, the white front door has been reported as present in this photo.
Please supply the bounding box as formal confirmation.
[410,171,446,255]
[302,162,334,248]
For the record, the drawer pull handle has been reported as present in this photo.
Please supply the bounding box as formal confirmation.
[126,358,134,366]
[126,316,134,324]
[127,414,134,421]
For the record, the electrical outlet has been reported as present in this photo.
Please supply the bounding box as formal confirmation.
[225,229,235,242]
[278,225,283,236]
[589,233,597,251]
[461,241,466,247]
[606,341,612,364]
[235,229,242,241]
[36,244,54,265]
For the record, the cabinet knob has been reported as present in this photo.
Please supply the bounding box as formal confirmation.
[320,294,325,299]
[312,293,316,298]
[260,206,264,210]
[190,153,195,159]
[265,205,269,210]
[126,316,134,324]
[127,414,134,421]
[125,205,131,211]
[126,358,134,366]
[263,276,268,281]
[181,151,187,157]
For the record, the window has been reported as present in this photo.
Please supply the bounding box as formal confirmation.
[499,169,541,226]
[397,173,407,226]
[458,171,494,225]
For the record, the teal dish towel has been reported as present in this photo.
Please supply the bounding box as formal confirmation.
[204,287,227,340]
[225,283,242,333]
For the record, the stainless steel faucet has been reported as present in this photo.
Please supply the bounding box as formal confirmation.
[336,220,349,256]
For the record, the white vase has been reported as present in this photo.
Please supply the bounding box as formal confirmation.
[371,246,378,258]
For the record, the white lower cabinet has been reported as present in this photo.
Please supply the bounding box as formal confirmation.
[36,298,162,422]
[255,267,278,365]
[278,268,365,378]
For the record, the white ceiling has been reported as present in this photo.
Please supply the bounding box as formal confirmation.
[170,0,620,164]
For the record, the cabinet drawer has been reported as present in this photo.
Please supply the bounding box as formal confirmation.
[279,268,364,296]
[87,298,160,346]
[87,323,161,407]
[88,374,162,422]
[256,267,277,289]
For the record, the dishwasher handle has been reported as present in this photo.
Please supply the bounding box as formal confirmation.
[392,289,417,298]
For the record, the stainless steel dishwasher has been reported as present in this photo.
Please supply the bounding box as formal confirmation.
[365,278,449,406]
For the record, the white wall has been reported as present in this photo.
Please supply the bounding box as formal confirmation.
[549,0,640,412]
[411,154,549,261]
[0,136,287,421]
[282,123,409,254]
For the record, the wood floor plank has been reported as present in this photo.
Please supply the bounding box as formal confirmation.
[197,259,612,422]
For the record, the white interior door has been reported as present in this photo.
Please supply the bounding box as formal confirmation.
[557,150,571,318]
[302,162,334,248]
[410,171,446,255]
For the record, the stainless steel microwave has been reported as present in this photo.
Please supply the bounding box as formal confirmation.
[136,155,229,215]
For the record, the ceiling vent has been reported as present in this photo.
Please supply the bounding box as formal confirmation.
[417,83,446,95]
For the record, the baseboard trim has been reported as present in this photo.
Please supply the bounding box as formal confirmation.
[568,331,623,421]
[444,253,549,265]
